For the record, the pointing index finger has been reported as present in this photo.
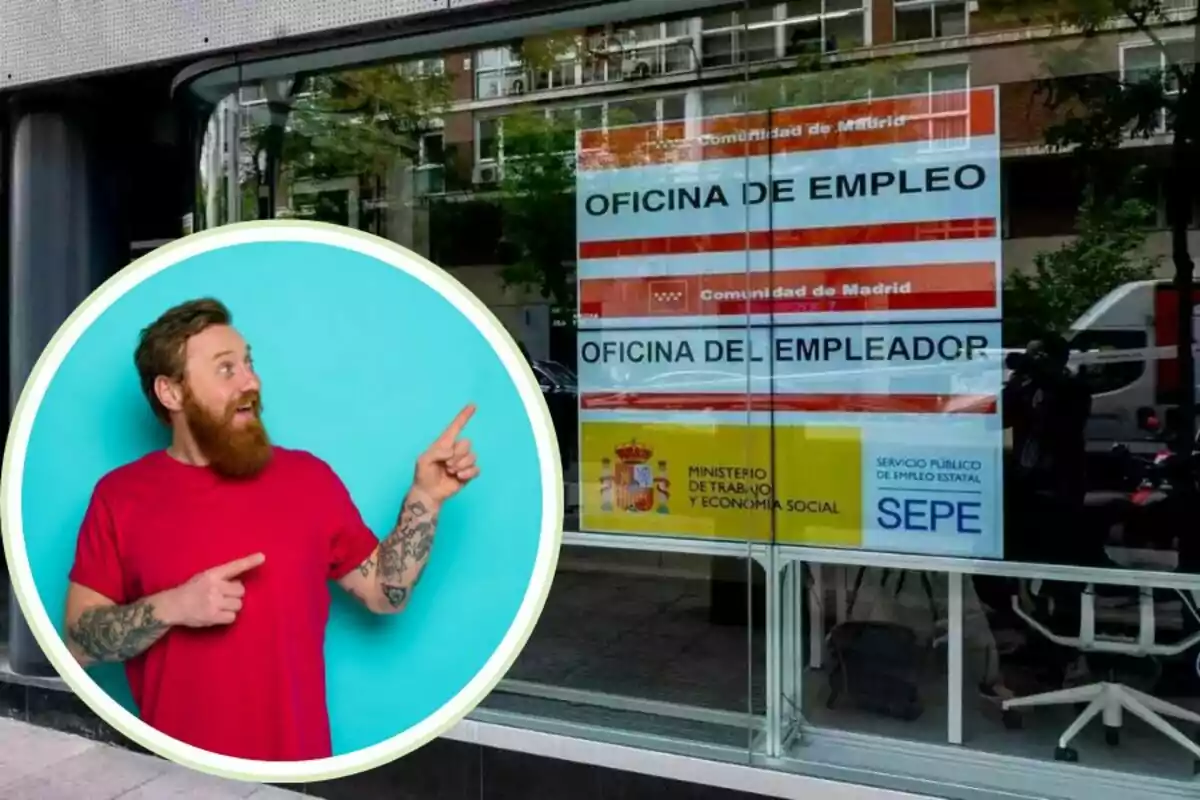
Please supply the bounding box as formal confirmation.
[209,552,266,580]
[436,403,476,446]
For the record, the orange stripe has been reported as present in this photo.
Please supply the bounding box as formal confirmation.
[579,89,995,170]
[578,263,996,319]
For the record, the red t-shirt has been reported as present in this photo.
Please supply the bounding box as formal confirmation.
[68,447,380,762]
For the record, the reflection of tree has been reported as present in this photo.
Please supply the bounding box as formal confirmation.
[748,54,919,109]
[518,32,585,73]
[1004,179,1161,345]
[291,67,450,177]
[243,65,452,218]
[982,0,1199,449]
[495,111,578,326]
[487,95,692,323]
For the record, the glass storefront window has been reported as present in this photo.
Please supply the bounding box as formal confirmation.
[195,0,765,767]
[486,546,766,749]
[185,1,1200,797]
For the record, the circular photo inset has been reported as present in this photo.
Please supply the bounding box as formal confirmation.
[1,221,563,783]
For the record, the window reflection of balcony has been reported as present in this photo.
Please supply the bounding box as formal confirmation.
[582,39,699,82]
[467,9,872,111]
[400,57,446,78]
[700,1,866,68]
[476,42,697,101]
[414,164,446,197]
[894,0,969,43]
[1121,38,1193,136]
[701,25,781,68]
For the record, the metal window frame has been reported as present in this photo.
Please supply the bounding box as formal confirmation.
[699,0,870,64]
[472,22,703,97]
[1117,32,1194,136]
[893,0,972,42]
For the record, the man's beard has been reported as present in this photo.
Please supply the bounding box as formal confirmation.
[181,386,272,479]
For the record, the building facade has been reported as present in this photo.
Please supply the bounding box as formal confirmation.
[3,1,1200,799]
[197,0,1200,354]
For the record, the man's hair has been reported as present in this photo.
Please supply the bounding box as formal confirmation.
[134,298,232,422]
[1039,332,1070,368]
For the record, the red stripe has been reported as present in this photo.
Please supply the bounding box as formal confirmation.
[579,290,996,319]
[722,290,996,315]
[581,393,998,414]
[578,218,997,260]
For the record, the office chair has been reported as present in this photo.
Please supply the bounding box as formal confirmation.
[1001,581,1200,769]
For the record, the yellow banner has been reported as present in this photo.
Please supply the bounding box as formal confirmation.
[580,421,863,544]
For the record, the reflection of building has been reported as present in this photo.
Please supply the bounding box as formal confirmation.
[220,0,1199,363]
[5,2,1200,800]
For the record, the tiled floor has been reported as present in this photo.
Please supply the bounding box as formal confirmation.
[0,717,303,800]
[497,561,768,720]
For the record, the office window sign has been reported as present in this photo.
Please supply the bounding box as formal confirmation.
[574,87,1004,558]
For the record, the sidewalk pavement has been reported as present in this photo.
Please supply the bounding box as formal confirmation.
[0,716,306,799]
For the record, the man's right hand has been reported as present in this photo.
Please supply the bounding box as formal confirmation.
[158,553,265,628]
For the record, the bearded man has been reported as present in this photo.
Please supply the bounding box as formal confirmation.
[63,297,479,762]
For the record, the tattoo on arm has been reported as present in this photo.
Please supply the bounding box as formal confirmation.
[376,495,440,610]
[381,583,409,608]
[68,601,169,663]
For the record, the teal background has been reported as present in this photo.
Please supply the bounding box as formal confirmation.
[19,240,545,756]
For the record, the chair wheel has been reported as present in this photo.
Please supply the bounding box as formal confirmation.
[1055,747,1078,763]
[1002,709,1023,730]
[1105,727,1119,746]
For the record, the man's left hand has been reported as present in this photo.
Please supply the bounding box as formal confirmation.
[413,404,480,503]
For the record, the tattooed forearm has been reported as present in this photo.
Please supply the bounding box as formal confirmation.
[376,491,440,610]
[68,601,170,664]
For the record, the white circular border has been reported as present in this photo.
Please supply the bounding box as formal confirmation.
[0,220,565,783]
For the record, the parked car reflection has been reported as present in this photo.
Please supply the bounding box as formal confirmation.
[532,359,579,468]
